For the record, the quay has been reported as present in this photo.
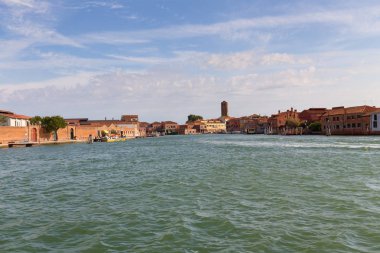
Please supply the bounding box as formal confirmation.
[8,142,35,148]
[1,140,85,149]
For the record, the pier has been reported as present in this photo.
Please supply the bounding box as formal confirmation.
[7,142,36,148]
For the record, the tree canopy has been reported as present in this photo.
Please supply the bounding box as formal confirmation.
[285,118,301,129]
[0,115,7,125]
[309,122,322,132]
[30,115,67,141]
[30,116,42,125]
[187,114,203,122]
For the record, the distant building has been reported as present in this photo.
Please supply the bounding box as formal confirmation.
[298,108,327,123]
[201,119,226,134]
[221,101,228,117]
[192,120,207,134]
[161,121,179,135]
[179,124,197,135]
[369,110,380,134]
[226,118,240,133]
[321,105,378,135]
[227,115,268,134]
[0,110,30,127]
[65,114,141,140]
[121,115,139,123]
[267,108,299,135]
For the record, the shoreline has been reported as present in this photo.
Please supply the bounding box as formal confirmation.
[1,140,85,149]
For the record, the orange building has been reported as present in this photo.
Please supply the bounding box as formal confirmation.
[179,124,197,135]
[161,121,179,135]
[321,105,378,135]
[298,108,327,123]
[267,108,299,135]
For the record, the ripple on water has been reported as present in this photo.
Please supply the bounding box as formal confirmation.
[2,135,380,252]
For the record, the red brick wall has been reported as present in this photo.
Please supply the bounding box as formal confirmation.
[0,127,28,143]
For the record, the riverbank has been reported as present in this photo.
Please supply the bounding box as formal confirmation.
[0,139,85,148]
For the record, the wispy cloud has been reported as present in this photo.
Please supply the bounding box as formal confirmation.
[77,5,380,45]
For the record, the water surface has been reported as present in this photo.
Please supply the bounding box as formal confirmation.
[1,135,380,252]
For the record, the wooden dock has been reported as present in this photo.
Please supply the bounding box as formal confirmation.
[7,142,36,148]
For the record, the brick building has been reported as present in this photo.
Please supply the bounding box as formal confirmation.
[321,105,378,135]
[267,108,299,135]
[298,108,327,123]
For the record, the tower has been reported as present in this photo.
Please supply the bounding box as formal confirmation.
[221,101,228,117]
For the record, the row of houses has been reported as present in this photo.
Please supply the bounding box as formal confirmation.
[140,119,227,136]
[230,105,380,136]
[0,112,142,144]
[2,103,380,145]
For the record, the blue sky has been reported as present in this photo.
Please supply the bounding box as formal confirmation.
[1,0,380,123]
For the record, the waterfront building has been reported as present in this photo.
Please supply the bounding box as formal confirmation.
[146,122,162,136]
[321,105,378,135]
[267,108,299,135]
[121,115,139,123]
[138,122,149,137]
[200,119,226,134]
[298,108,327,123]
[161,121,179,135]
[244,116,268,134]
[226,118,240,133]
[369,110,380,134]
[0,110,30,127]
[179,124,197,135]
[192,120,207,134]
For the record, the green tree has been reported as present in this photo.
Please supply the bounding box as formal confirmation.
[187,114,203,122]
[285,118,300,129]
[0,115,7,125]
[30,116,42,125]
[33,116,67,141]
[309,122,322,132]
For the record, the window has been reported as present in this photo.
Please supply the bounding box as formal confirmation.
[358,123,361,128]
[347,124,351,128]
[352,123,356,128]
[374,114,378,121]
[336,125,340,129]
[374,121,378,128]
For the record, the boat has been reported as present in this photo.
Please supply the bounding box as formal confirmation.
[101,136,127,142]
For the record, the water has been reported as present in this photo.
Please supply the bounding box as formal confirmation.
[1,135,380,252]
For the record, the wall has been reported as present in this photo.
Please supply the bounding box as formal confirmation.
[0,126,28,144]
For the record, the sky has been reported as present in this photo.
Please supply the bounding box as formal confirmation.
[1,0,380,123]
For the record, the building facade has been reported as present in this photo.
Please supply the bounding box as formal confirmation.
[0,110,30,127]
[221,101,228,117]
[321,106,378,135]
[267,108,299,135]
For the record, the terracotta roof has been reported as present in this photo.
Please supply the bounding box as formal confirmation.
[323,105,378,116]
[0,110,14,115]
[0,112,31,120]
[162,121,178,124]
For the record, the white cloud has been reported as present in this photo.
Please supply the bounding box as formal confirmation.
[77,5,380,45]
[206,51,255,70]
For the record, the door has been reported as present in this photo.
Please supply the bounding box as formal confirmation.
[31,128,37,142]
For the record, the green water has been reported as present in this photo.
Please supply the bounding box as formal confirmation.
[1,135,380,252]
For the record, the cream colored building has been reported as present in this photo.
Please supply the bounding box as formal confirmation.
[202,120,226,134]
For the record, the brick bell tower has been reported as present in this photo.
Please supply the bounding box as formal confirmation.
[221,101,228,117]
